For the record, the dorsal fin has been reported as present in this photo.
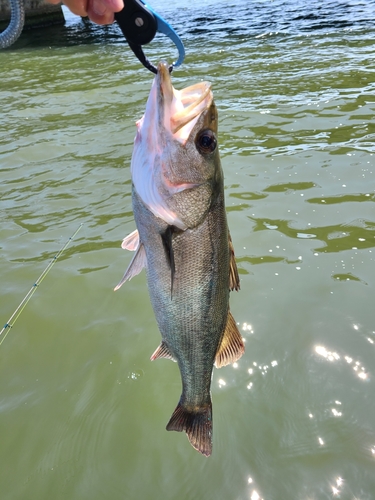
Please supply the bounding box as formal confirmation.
[114,243,147,291]
[215,311,245,368]
[229,232,240,291]
[150,341,176,362]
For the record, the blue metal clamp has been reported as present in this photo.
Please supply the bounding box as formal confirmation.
[114,0,185,73]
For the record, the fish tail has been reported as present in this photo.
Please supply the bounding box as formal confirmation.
[166,401,212,457]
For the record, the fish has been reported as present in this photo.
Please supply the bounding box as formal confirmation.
[115,61,244,457]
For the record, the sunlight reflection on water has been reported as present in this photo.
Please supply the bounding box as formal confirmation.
[315,341,370,382]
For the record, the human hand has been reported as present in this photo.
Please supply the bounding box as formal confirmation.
[46,0,124,25]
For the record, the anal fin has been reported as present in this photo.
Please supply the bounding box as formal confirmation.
[166,401,212,457]
[215,311,245,368]
[150,341,176,362]
[114,242,147,291]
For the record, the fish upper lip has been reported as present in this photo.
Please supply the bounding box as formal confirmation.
[156,61,174,106]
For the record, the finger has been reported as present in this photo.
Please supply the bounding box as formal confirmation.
[62,0,89,17]
[103,0,123,12]
[87,0,114,24]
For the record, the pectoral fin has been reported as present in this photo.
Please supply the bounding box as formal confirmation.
[229,233,240,291]
[150,341,176,362]
[114,242,147,291]
[121,229,140,251]
[161,226,176,296]
[215,311,245,368]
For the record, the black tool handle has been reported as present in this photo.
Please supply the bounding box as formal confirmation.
[114,0,157,46]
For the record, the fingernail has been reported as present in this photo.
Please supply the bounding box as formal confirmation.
[108,0,123,11]
[92,0,106,16]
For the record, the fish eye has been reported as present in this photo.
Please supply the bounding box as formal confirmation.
[196,129,217,154]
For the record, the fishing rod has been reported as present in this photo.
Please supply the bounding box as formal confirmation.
[0,223,83,347]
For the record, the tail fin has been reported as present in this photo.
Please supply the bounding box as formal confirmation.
[166,402,212,457]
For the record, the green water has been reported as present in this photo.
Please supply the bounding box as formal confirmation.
[1,1,375,498]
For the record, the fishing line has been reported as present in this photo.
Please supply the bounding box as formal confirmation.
[0,223,83,346]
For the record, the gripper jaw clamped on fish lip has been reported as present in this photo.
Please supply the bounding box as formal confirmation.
[114,0,185,74]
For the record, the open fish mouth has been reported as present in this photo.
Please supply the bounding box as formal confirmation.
[156,61,213,143]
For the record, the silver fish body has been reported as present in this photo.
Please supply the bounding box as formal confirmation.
[116,62,244,456]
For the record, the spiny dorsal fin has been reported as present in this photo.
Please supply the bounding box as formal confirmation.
[114,243,147,291]
[215,311,245,368]
[121,229,140,251]
[150,341,176,362]
[229,232,240,291]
